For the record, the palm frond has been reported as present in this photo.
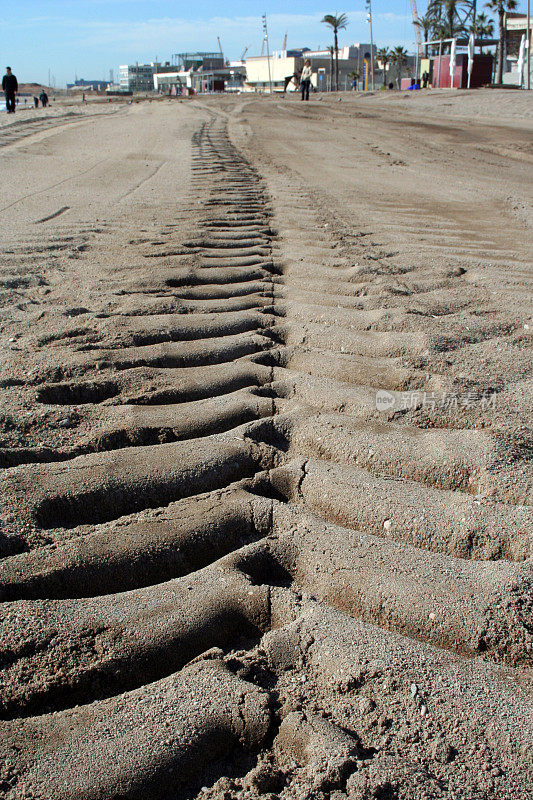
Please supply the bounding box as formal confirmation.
[321,13,349,31]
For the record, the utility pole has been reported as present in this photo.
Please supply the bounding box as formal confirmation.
[526,0,531,89]
[366,0,375,90]
[262,13,273,94]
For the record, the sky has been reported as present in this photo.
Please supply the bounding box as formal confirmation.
[0,1,528,87]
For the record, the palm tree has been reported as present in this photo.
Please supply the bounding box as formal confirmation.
[376,47,391,87]
[348,69,360,89]
[485,0,517,83]
[321,13,349,91]
[414,13,435,43]
[469,11,494,54]
[390,46,408,89]
[428,0,469,39]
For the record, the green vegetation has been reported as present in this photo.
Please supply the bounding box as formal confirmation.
[321,13,349,91]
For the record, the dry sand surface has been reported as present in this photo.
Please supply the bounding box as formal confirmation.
[0,89,531,799]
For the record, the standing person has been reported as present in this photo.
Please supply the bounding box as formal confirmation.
[33,95,39,108]
[2,67,18,114]
[300,59,312,101]
[39,90,48,107]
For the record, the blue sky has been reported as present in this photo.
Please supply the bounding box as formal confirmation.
[1,1,527,86]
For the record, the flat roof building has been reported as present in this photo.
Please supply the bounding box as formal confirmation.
[245,44,377,93]
[505,12,532,55]
[173,53,225,71]
[119,63,160,93]
[66,78,109,91]
[154,60,245,94]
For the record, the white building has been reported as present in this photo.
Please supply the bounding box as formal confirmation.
[245,44,377,92]
[503,13,532,85]
[119,63,159,93]
[153,69,191,93]
[304,43,375,61]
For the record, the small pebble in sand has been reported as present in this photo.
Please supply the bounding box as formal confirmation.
[383,519,392,531]
[411,683,418,698]
[420,704,428,717]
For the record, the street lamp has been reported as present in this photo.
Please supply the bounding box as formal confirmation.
[366,0,375,90]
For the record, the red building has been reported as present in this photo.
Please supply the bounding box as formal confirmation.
[430,54,493,88]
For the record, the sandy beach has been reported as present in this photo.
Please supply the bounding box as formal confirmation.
[0,88,531,799]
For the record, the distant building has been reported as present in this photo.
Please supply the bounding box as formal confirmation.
[173,52,225,71]
[119,63,160,93]
[153,53,244,94]
[67,78,109,91]
[304,43,376,61]
[245,44,377,92]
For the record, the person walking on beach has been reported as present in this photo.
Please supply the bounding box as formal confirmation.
[2,67,18,114]
[300,59,312,101]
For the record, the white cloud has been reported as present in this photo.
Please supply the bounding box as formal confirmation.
[35,10,411,53]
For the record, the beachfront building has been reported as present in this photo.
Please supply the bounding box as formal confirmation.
[153,54,245,94]
[153,52,223,94]
[505,13,532,55]
[173,52,225,72]
[119,63,160,93]
[244,43,377,92]
[503,13,532,84]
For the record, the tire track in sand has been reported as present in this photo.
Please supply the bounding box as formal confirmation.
[0,112,531,800]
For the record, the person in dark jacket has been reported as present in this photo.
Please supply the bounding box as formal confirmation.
[2,67,18,113]
[283,70,300,95]
[39,90,48,107]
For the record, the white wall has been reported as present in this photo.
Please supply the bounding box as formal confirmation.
[245,57,299,87]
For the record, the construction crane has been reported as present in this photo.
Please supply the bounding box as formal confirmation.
[282,32,287,52]
[410,0,422,50]
[217,37,224,59]
[240,46,249,61]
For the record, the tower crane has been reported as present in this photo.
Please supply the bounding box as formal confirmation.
[282,32,287,52]
[240,46,249,61]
